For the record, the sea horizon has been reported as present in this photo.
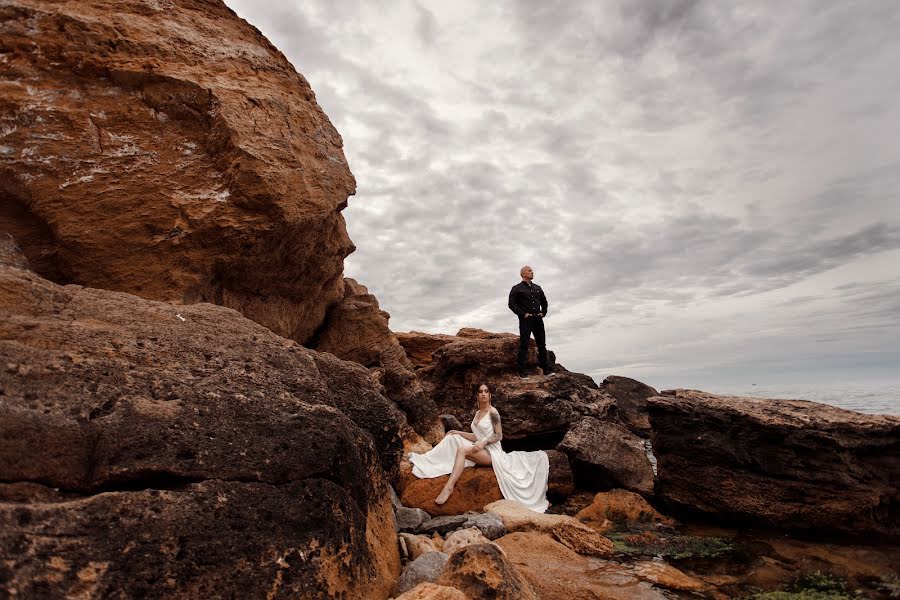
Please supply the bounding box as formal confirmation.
[634,379,900,416]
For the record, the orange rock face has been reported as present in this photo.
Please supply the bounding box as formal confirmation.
[401,467,504,516]
[575,489,674,533]
[0,0,356,344]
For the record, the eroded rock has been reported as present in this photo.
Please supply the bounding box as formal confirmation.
[436,543,538,600]
[0,261,401,598]
[397,329,613,441]
[0,0,355,345]
[558,417,655,496]
[648,390,900,537]
[395,552,449,597]
[313,278,443,443]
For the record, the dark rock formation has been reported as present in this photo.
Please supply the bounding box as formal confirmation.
[545,448,576,499]
[314,278,443,443]
[558,417,655,496]
[0,253,402,598]
[0,0,355,345]
[397,329,613,441]
[648,389,900,537]
[600,375,658,437]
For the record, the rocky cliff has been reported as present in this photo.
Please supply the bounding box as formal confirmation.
[0,0,354,345]
[0,240,401,598]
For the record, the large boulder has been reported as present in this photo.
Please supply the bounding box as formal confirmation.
[557,417,655,495]
[400,467,503,517]
[397,329,614,441]
[484,500,614,556]
[435,543,538,600]
[0,257,402,598]
[313,278,443,443]
[575,489,675,533]
[648,390,900,537]
[495,532,670,600]
[600,375,659,437]
[0,0,355,345]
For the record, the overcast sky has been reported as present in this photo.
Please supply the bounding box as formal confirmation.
[224,0,900,392]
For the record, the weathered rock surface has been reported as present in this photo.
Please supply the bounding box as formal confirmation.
[396,507,431,533]
[575,489,674,533]
[417,515,471,537]
[600,375,659,437]
[0,0,355,345]
[648,389,900,537]
[496,532,670,600]
[0,257,402,598]
[485,500,614,556]
[400,467,503,517]
[398,533,442,562]
[436,543,538,600]
[313,278,443,443]
[443,527,495,555]
[462,512,506,540]
[558,417,655,495]
[395,552,449,597]
[393,583,466,600]
[397,329,613,440]
[545,448,576,499]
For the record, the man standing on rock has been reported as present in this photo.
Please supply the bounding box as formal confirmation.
[509,265,552,379]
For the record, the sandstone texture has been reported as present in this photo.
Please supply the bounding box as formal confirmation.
[435,543,538,600]
[558,417,655,495]
[484,500,614,556]
[648,389,900,537]
[575,489,675,533]
[496,532,669,600]
[397,329,613,441]
[393,583,467,600]
[400,467,503,517]
[398,533,442,562]
[0,254,401,598]
[0,0,355,345]
[443,527,494,555]
[314,278,443,443]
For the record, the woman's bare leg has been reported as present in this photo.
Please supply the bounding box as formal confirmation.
[435,446,492,505]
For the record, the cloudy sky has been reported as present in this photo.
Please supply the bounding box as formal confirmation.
[224,0,900,393]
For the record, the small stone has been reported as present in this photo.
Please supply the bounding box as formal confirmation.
[396,507,431,532]
[418,514,470,536]
[463,512,506,540]
[395,552,450,596]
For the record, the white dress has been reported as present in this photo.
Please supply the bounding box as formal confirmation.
[409,410,550,513]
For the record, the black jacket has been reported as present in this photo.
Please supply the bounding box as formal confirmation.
[508,281,548,319]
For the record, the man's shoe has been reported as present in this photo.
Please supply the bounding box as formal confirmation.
[517,372,529,380]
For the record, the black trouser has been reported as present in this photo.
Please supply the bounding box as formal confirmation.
[518,315,549,373]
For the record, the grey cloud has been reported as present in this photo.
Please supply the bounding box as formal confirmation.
[225,0,900,393]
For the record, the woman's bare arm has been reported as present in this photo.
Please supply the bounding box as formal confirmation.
[448,430,477,442]
[485,409,503,445]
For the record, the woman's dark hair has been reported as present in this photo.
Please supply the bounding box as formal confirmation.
[471,382,493,407]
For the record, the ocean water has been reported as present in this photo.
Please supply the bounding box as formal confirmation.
[704,382,900,416]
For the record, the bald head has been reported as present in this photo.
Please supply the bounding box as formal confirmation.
[520,265,533,282]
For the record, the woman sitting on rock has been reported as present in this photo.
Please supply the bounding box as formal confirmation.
[409,382,549,512]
